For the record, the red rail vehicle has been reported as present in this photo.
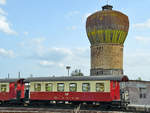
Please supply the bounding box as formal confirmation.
[0,75,129,108]
[0,79,25,104]
[24,75,129,107]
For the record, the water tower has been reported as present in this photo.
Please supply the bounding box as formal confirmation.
[86,5,129,76]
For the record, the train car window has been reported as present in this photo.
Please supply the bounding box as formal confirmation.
[96,83,104,92]
[1,84,7,92]
[69,83,77,92]
[34,83,41,92]
[82,83,90,92]
[45,83,53,92]
[57,83,64,92]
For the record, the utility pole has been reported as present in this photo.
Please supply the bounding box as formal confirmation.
[66,66,71,76]
[8,73,10,79]
[30,74,33,78]
[18,72,21,78]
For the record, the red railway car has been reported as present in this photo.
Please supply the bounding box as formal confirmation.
[0,78,25,104]
[25,75,129,106]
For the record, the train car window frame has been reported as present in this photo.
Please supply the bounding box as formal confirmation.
[1,84,7,92]
[82,83,90,92]
[45,83,53,92]
[96,83,105,92]
[69,83,77,92]
[34,83,41,92]
[57,83,65,92]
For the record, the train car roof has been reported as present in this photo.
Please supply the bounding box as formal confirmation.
[24,75,128,82]
[0,78,24,83]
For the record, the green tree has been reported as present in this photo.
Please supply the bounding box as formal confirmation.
[71,69,84,76]
[137,77,142,81]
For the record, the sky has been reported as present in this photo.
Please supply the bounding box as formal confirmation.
[0,0,150,80]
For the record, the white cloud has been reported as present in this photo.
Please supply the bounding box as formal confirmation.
[0,0,6,5]
[20,37,90,75]
[51,47,72,56]
[29,37,46,56]
[39,60,65,68]
[133,19,150,29]
[39,60,54,67]
[0,8,7,15]
[0,48,15,58]
[0,7,17,35]
[135,36,150,43]
[34,47,73,62]
[21,37,73,62]
[124,50,150,80]
[27,44,90,74]
[58,63,64,68]
[20,37,46,54]
[0,15,17,35]
[23,37,49,49]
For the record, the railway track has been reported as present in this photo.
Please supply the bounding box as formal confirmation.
[0,107,72,113]
[0,104,149,113]
[0,106,143,113]
[0,107,131,113]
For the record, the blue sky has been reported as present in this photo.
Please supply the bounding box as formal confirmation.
[0,0,150,80]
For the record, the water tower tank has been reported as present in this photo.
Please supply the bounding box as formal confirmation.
[86,5,129,76]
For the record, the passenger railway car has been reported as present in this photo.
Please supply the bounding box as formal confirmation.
[0,78,25,103]
[24,75,129,106]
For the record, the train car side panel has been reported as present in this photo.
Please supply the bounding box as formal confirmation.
[9,82,16,99]
[110,81,121,101]
[0,93,10,101]
[29,80,112,102]
[30,92,112,102]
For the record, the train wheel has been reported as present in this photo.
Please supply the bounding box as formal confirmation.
[86,102,93,105]
[72,101,81,106]
[0,101,3,106]
[24,103,29,107]
[99,103,112,111]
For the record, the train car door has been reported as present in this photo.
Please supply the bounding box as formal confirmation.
[24,82,30,100]
[9,82,16,99]
[16,79,25,101]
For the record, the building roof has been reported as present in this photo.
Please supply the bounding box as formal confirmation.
[24,75,128,82]
[129,80,150,83]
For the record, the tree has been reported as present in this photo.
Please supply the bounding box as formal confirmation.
[71,69,84,76]
[137,77,142,81]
